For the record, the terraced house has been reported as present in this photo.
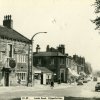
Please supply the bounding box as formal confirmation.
[0,15,31,86]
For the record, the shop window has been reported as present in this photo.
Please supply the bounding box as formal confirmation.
[34,74,40,80]
[17,72,26,81]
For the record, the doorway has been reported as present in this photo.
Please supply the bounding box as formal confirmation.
[61,73,64,83]
[5,72,9,86]
[41,74,43,84]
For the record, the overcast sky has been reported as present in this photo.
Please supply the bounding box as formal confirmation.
[0,0,100,71]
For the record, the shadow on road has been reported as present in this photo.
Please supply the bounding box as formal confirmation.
[11,98,20,100]
[9,97,100,100]
[65,97,100,100]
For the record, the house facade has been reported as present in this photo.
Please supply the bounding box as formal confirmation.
[73,54,85,74]
[33,44,67,83]
[66,55,79,83]
[0,15,31,86]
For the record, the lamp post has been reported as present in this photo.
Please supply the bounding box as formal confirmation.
[28,32,47,86]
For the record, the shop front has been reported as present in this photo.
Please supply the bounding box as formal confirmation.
[67,68,79,83]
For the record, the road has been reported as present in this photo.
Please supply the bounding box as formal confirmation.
[0,81,100,100]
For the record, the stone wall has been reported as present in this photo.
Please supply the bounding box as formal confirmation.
[0,37,30,86]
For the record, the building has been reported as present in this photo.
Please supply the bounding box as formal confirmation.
[33,66,53,85]
[66,55,79,83]
[73,54,85,74]
[33,44,67,83]
[0,15,31,86]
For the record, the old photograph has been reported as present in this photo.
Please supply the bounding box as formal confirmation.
[0,0,100,100]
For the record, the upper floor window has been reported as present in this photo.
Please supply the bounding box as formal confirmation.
[38,58,41,65]
[60,58,64,64]
[17,54,26,63]
[0,52,2,61]
[7,44,13,58]
[50,58,55,65]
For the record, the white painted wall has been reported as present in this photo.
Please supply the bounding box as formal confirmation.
[43,73,46,84]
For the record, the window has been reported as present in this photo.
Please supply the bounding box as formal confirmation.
[0,52,2,61]
[60,58,64,64]
[50,58,54,64]
[17,72,26,81]
[7,44,13,57]
[17,54,19,62]
[17,54,26,63]
[38,58,41,64]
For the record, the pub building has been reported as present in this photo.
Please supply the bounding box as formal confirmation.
[0,15,32,86]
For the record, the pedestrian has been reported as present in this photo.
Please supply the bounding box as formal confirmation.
[58,78,61,84]
[18,78,21,84]
[50,80,54,89]
[69,79,71,84]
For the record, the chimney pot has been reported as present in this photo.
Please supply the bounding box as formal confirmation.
[3,15,13,29]
[6,15,7,20]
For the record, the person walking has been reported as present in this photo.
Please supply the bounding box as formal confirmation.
[50,80,54,89]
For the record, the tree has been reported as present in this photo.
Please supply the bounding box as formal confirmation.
[92,0,100,30]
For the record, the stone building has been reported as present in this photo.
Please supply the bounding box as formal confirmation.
[0,15,31,86]
[33,44,67,83]
[66,55,79,83]
[73,54,85,74]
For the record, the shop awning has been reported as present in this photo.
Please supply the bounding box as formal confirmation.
[68,68,79,77]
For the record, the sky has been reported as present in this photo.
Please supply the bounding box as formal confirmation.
[0,0,100,71]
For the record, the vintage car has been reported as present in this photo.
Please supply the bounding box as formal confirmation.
[77,80,83,85]
[95,82,100,91]
[83,79,88,83]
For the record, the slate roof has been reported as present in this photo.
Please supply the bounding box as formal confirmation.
[0,26,31,43]
[36,67,53,73]
[33,52,66,57]
[33,67,41,73]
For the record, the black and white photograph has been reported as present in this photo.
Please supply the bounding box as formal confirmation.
[0,0,100,100]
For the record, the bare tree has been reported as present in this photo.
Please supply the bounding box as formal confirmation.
[92,0,100,30]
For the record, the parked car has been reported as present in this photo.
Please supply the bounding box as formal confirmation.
[83,79,88,83]
[95,82,100,91]
[77,80,83,85]
[93,77,97,81]
[87,77,92,81]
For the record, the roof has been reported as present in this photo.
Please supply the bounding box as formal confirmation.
[33,52,66,57]
[36,67,53,73]
[0,26,31,43]
[33,67,41,73]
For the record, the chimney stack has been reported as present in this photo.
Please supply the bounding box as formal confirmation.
[3,15,13,29]
[36,44,40,53]
[46,45,50,52]
[57,44,65,54]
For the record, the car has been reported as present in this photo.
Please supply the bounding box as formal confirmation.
[95,82,100,91]
[93,77,97,81]
[83,79,88,83]
[77,80,83,85]
[87,77,92,81]
[83,78,88,83]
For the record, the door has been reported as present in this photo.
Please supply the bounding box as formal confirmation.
[61,73,64,83]
[5,72,9,86]
[41,74,43,84]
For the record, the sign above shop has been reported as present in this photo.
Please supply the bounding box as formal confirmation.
[9,58,16,68]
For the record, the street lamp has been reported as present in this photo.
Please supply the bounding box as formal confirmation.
[29,32,47,86]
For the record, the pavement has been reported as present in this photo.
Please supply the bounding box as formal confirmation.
[0,82,76,94]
